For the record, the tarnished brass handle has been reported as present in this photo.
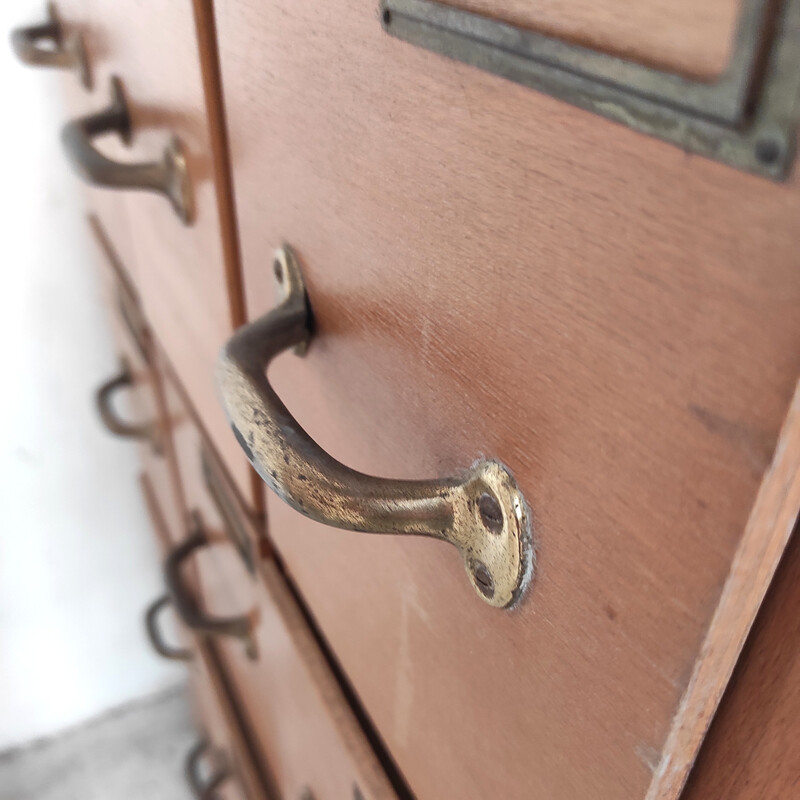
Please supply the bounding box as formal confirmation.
[185,740,232,800]
[216,246,534,608]
[61,76,193,224]
[144,595,193,662]
[165,524,257,657]
[10,3,90,88]
[95,362,159,445]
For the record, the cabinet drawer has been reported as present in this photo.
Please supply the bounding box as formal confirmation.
[89,215,185,545]
[188,644,262,800]
[139,479,268,800]
[164,375,396,800]
[214,2,800,798]
[51,0,253,507]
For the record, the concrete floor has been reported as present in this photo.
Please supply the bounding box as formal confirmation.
[0,686,197,800]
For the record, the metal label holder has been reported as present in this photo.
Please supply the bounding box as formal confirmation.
[380,0,800,180]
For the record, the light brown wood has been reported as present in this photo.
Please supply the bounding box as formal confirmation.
[88,214,187,545]
[648,383,800,799]
[681,519,800,800]
[213,1,800,797]
[139,472,271,800]
[56,0,256,507]
[165,364,396,800]
[441,0,740,78]
[188,645,255,800]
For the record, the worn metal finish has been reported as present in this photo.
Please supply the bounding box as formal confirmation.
[10,2,90,88]
[217,245,534,609]
[380,0,800,180]
[144,594,193,662]
[185,740,233,800]
[61,76,194,223]
[164,523,257,658]
[95,360,160,449]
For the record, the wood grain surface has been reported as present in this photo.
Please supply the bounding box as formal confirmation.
[439,0,740,78]
[214,1,800,797]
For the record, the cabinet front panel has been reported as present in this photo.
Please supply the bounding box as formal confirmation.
[214,1,800,797]
[88,215,186,545]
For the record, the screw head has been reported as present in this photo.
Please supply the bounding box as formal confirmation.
[478,492,503,534]
[472,561,495,599]
[755,137,783,167]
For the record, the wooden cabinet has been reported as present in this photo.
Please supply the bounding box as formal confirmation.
[212,1,800,798]
[11,1,800,798]
[165,361,397,800]
[51,0,257,508]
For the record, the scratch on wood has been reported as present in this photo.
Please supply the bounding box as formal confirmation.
[688,404,773,476]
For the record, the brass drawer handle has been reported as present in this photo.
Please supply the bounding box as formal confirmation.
[185,740,232,800]
[61,76,193,224]
[10,3,90,88]
[95,361,159,446]
[144,595,193,662]
[217,246,534,608]
[165,524,257,657]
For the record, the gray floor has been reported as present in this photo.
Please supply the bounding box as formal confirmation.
[0,686,197,800]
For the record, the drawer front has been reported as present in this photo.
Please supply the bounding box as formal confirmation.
[433,0,740,79]
[52,0,254,506]
[165,372,396,800]
[214,2,800,798]
[89,215,186,545]
[188,645,257,800]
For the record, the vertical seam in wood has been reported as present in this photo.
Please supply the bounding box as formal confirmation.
[646,379,800,800]
[190,0,264,515]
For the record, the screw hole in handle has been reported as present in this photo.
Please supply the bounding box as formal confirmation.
[217,245,534,608]
[60,76,193,224]
[10,2,91,88]
[144,594,193,662]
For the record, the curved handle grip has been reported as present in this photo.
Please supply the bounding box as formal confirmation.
[144,595,193,662]
[61,76,193,224]
[165,523,257,657]
[216,246,533,608]
[95,361,160,447]
[10,3,90,88]
[185,740,232,800]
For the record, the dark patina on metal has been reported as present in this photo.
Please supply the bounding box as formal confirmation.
[61,76,194,223]
[380,0,800,180]
[10,2,91,88]
[217,245,534,609]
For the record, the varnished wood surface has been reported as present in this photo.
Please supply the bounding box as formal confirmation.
[682,518,800,800]
[441,0,739,78]
[55,0,255,506]
[214,1,800,797]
